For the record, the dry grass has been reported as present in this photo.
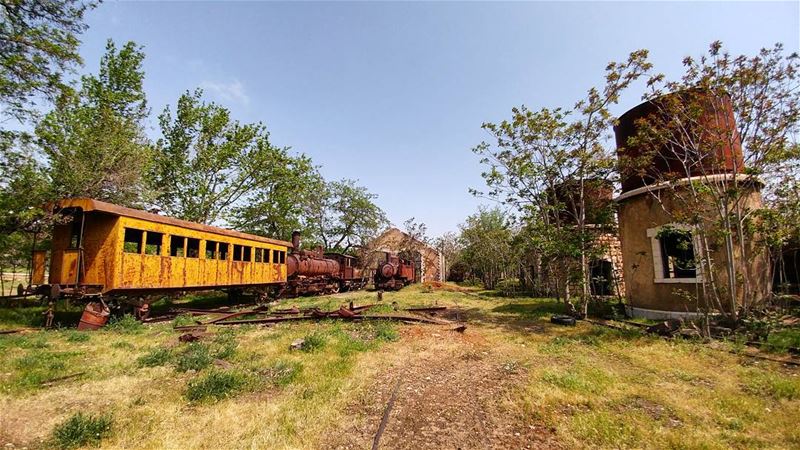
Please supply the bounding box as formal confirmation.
[1,284,798,449]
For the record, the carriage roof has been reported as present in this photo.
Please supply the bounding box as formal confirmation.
[54,198,293,248]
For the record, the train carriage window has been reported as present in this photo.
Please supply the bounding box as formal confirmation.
[205,240,217,259]
[218,243,229,260]
[280,251,286,264]
[272,249,279,264]
[233,244,244,261]
[243,246,252,262]
[68,212,83,249]
[145,232,164,255]
[254,248,263,263]
[170,235,186,257]
[123,228,143,253]
[272,249,285,264]
[187,238,200,258]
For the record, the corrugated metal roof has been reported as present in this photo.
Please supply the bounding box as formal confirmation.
[54,198,292,247]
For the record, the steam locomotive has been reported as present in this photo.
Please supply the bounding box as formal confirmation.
[283,232,369,296]
[373,251,416,290]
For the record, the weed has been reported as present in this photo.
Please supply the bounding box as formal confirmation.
[266,359,303,386]
[172,313,196,327]
[213,329,238,359]
[64,331,91,343]
[0,333,51,350]
[374,321,399,342]
[743,370,800,400]
[763,329,800,354]
[541,367,611,394]
[186,370,248,402]
[111,341,134,349]
[137,347,172,367]
[176,342,212,372]
[301,331,327,353]
[105,314,143,333]
[51,412,112,449]
[570,411,639,447]
[8,351,76,390]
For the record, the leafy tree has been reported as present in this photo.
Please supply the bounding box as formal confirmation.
[150,89,289,225]
[458,206,514,289]
[229,153,322,242]
[473,50,649,313]
[35,39,151,207]
[0,0,96,123]
[304,178,387,253]
[622,42,799,321]
[434,231,463,282]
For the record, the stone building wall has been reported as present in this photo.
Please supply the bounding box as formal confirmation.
[370,228,443,283]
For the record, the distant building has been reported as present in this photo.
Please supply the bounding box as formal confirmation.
[370,228,444,283]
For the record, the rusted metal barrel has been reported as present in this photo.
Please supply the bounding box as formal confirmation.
[615,90,744,193]
[287,253,340,277]
[77,301,110,330]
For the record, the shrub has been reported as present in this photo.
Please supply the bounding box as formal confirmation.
[176,342,212,372]
[137,347,172,368]
[186,370,247,402]
[51,412,112,449]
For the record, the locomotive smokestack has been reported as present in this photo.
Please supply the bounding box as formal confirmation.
[291,231,301,252]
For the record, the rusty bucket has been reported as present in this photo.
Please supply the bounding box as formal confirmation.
[77,301,110,330]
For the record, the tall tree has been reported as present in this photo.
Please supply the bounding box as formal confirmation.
[458,206,514,290]
[0,0,96,123]
[150,89,288,225]
[434,231,462,282]
[473,50,650,313]
[229,153,322,242]
[304,178,387,253]
[35,39,151,207]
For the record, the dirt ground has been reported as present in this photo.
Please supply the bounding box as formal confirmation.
[325,325,560,450]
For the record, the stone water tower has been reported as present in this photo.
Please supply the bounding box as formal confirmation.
[613,91,769,319]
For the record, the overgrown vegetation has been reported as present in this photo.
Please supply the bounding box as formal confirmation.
[0,286,798,449]
[185,369,249,402]
[51,412,112,449]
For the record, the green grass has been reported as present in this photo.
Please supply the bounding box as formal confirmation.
[5,350,79,392]
[742,369,800,400]
[51,412,113,449]
[137,347,172,368]
[185,369,249,402]
[763,328,800,354]
[265,360,303,386]
[175,342,213,372]
[300,331,327,353]
[105,314,144,333]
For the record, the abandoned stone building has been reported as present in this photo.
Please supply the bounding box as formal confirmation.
[613,92,770,319]
[370,227,443,283]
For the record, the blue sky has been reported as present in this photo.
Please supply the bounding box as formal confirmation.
[77,1,799,237]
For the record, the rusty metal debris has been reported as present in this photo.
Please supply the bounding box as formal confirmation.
[41,372,85,386]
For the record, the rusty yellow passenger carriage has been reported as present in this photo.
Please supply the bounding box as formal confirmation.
[42,198,291,305]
